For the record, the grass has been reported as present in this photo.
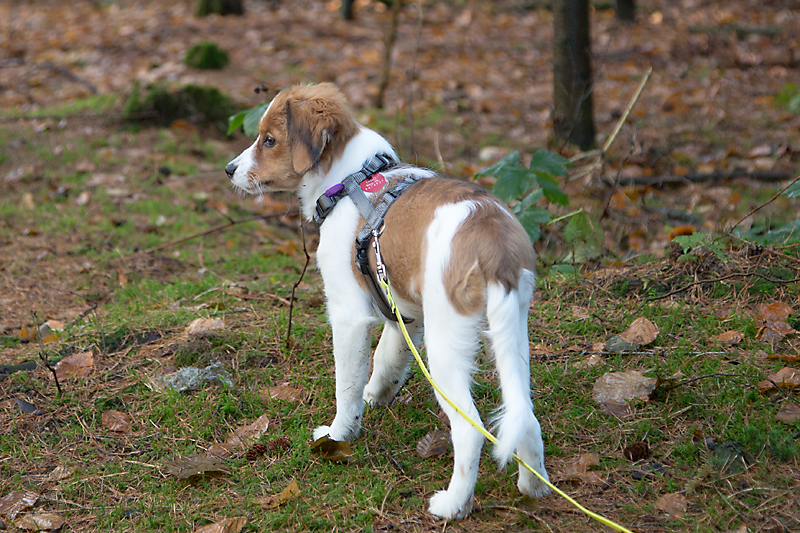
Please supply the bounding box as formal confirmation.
[1,99,800,533]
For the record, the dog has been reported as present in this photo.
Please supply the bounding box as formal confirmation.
[226,83,551,519]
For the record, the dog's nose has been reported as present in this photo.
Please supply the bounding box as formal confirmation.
[225,162,237,180]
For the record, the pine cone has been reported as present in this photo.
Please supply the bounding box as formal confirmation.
[623,441,651,462]
[268,437,291,452]
[245,443,269,461]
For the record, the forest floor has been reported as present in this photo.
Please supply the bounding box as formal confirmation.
[0,0,799,532]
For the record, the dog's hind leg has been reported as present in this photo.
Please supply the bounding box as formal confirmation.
[364,321,421,406]
[486,273,551,498]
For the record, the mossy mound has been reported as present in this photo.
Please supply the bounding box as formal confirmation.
[185,41,229,70]
[125,83,238,131]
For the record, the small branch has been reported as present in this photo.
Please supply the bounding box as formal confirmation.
[285,221,312,351]
[642,270,800,303]
[611,170,792,187]
[32,312,62,395]
[730,173,800,231]
[136,212,287,255]
[375,0,403,109]
[602,67,652,154]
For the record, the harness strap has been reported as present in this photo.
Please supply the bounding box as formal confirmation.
[312,153,420,323]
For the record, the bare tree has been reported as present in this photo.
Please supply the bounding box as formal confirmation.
[197,0,243,17]
[552,0,595,150]
[341,0,355,20]
[616,0,635,22]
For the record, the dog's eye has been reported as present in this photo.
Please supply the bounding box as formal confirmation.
[263,134,276,147]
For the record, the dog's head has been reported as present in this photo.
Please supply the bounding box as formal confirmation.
[226,83,359,195]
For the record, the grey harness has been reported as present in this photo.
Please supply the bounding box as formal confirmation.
[312,153,420,322]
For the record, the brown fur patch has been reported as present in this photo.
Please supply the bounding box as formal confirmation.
[358,177,534,316]
[250,83,360,190]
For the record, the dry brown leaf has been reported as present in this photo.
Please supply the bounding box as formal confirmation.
[310,435,354,463]
[14,512,65,531]
[573,353,601,369]
[50,465,75,481]
[766,353,800,363]
[529,343,554,356]
[570,306,591,320]
[755,319,796,343]
[258,479,300,509]
[118,267,128,287]
[101,410,132,433]
[592,370,657,404]
[53,351,93,381]
[655,493,687,518]
[163,453,229,479]
[185,317,226,337]
[225,414,270,448]
[758,367,800,392]
[194,517,246,533]
[618,317,659,347]
[0,490,39,520]
[599,400,634,420]
[563,452,603,484]
[263,383,304,403]
[416,431,451,459]
[275,241,298,258]
[775,403,800,423]
[206,443,237,458]
[712,330,744,345]
[757,302,794,321]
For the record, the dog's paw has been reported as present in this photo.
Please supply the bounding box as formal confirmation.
[428,490,473,520]
[312,425,332,441]
[518,468,553,498]
[363,384,392,407]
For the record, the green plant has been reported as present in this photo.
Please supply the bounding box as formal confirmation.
[126,83,238,130]
[474,150,571,241]
[184,41,229,70]
[775,83,800,114]
[672,231,728,261]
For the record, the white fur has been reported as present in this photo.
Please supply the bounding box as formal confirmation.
[227,112,549,520]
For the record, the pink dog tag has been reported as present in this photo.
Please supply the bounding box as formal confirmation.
[360,173,386,193]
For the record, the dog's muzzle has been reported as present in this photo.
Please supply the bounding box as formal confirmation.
[225,162,237,180]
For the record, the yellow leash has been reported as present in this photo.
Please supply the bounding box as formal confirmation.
[377,274,634,533]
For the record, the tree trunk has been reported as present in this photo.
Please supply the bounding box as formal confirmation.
[616,0,635,22]
[552,0,595,150]
[196,0,244,17]
[341,0,355,20]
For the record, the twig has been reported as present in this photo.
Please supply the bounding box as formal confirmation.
[641,270,800,303]
[136,213,287,255]
[32,312,62,395]
[406,0,423,158]
[611,170,792,187]
[375,0,403,109]
[566,67,652,182]
[285,220,312,351]
[730,173,800,231]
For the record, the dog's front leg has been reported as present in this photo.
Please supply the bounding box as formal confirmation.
[313,314,375,442]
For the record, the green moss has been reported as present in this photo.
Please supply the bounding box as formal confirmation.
[125,83,238,130]
[184,41,229,70]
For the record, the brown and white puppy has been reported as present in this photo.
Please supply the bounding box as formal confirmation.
[226,83,551,519]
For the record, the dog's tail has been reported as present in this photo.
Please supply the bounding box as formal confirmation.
[486,270,538,467]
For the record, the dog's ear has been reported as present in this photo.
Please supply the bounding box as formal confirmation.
[286,99,334,176]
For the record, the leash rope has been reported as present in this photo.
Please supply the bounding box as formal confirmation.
[372,231,633,532]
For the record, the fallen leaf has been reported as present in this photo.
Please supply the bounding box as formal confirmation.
[592,370,657,404]
[14,512,65,531]
[563,453,603,484]
[599,400,634,420]
[263,383,304,403]
[14,398,46,415]
[101,410,132,433]
[225,414,270,448]
[570,306,591,320]
[185,317,226,337]
[0,490,39,520]
[258,479,300,509]
[118,267,128,287]
[194,517,246,533]
[766,352,800,362]
[573,353,601,369]
[623,442,651,462]
[758,367,800,392]
[618,317,659,347]
[21,192,35,209]
[206,443,237,457]
[712,330,744,345]
[50,465,75,481]
[755,319,795,343]
[163,453,229,479]
[416,431,451,459]
[275,241,298,258]
[53,351,94,380]
[655,493,687,518]
[756,302,794,322]
[775,403,800,423]
[310,435,354,463]
[667,225,696,240]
